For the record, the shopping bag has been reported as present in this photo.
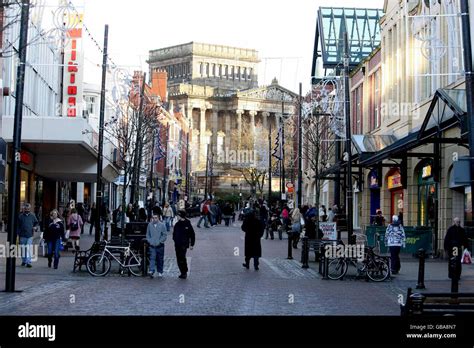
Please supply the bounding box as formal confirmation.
[461,249,472,264]
[65,229,70,239]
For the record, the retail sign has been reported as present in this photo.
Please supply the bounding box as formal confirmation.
[62,13,84,118]
[369,169,379,189]
[387,173,402,190]
[422,165,432,179]
[320,222,337,240]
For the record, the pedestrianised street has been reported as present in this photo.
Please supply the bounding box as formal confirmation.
[0,219,472,316]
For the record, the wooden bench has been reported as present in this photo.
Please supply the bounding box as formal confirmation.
[401,287,474,316]
[72,241,104,273]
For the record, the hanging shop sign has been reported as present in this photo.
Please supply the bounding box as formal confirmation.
[369,169,379,189]
[422,164,432,179]
[387,172,402,190]
[62,14,84,117]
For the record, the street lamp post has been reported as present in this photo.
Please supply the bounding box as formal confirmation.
[5,0,30,292]
[343,32,354,244]
[95,25,109,243]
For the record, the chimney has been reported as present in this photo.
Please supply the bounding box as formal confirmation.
[151,69,168,103]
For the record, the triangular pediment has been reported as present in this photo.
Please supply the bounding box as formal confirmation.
[236,84,298,102]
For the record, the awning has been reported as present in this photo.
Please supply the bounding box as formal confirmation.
[418,88,467,141]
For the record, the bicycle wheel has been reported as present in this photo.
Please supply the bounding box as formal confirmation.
[366,258,390,282]
[87,253,111,276]
[127,254,143,276]
[327,258,348,280]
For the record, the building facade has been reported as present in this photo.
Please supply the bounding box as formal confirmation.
[150,43,298,201]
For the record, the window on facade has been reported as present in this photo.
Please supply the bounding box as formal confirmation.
[352,85,363,134]
[85,96,96,115]
[370,69,381,130]
[200,63,203,77]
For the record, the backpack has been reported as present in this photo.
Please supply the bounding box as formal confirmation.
[70,217,79,230]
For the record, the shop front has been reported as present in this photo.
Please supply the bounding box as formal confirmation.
[417,160,437,228]
[368,168,381,224]
[387,168,404,223]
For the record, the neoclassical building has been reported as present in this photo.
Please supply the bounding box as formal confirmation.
[148,42,298,198]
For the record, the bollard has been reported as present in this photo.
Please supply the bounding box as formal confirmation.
[142,241,148,277]
[322,252,329,279]
[410,293,425,315]
[301,236,309,268]
[287,233,293,260]
[416,248,426,289]
[449,253,460,294]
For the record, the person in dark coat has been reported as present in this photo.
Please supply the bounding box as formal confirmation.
[173,210,195,279]
[444,217,469,280]
[88,202,98,235]
[241,209,264,270]
[44,209,65,269]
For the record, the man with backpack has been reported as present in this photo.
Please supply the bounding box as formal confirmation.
[197,200,210,228]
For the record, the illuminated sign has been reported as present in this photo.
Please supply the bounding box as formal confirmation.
[62,14,84,117]
[422,165,432,179]
[388,173,402,190]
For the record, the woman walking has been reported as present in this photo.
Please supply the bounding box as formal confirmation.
[68,208,84,251]
[385,215,406,274]
[44,209,65,269]
[291,207,302,249]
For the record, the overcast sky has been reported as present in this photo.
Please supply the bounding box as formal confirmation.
[80,0,384,93]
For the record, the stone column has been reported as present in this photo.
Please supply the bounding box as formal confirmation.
[249,110,257,145]
[225,111,231,150]
[236,109,243,149]
[200,107,207,166]
[275,113,281,131]
[262,111,269,131]
[76,182,84,203]
[211,109,218,156]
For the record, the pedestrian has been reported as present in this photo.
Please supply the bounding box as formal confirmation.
[146,213,167,278]
[138,207,148,222]
[126,203,136,222]
[291,206,302,249]
[152,203,163,218]
[373,209,385,226]
[163,202,174,231]
[197,200,210,228]
[241,208,264,270]
[384,215,406,274]
[327,208,335,223]
[76,203,85,235]
[17,202,39,267]
[319,205,327,222]
[269,213,283,240]
[113,205,125,234]
[88,202,98,235]
[44,209,65,269]
[173,210,195,279]
[67,208,83,251]
[222,202,233,227]
[444,217,469,280]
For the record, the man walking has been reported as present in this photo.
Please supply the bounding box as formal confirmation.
[173,210,195,279]
[444,217,469,280]
[146,214,167,278]
[17,202,39,268]
[384,215,406,274]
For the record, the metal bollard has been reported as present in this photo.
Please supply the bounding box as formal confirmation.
[322,252,329,279]
[287,233,293,260]
[142,241,148,277]
[416,248,426,289]
[449,253,460,294]
[410,293,425,315]
[301,236,309,268]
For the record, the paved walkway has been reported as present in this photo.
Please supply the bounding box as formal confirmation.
[0,219,472,315]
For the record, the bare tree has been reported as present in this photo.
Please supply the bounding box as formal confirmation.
[302,103,336,231]
[231,123,269,199]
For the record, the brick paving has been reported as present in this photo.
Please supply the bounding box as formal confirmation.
[0,219,472,315]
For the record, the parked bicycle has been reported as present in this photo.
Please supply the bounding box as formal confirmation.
[86,240,143,277]
[327,240,390,282]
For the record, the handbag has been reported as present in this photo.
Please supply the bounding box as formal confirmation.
[300,216,305,226]
[462,249,472,264]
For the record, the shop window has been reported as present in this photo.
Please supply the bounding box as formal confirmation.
[417,160,436,227]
